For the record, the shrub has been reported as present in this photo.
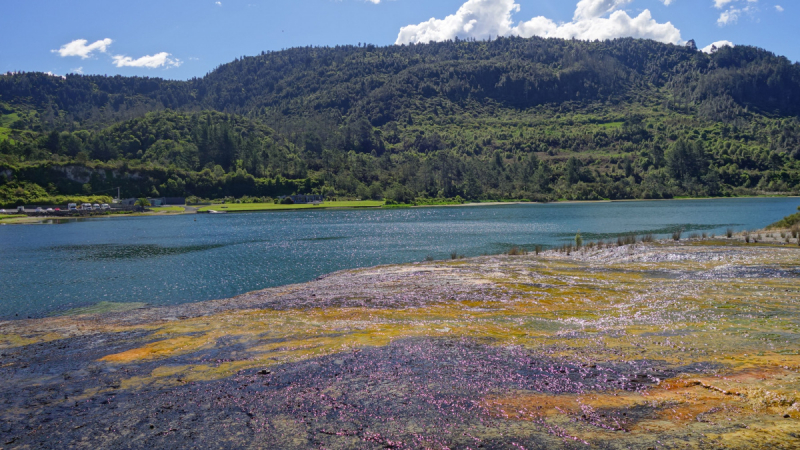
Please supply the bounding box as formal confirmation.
[575,231,583,249]
[726,228,734,238]
[672,229,682,241]
[534,245,543,255]
[508,247,527,256]
[767,208,800,230]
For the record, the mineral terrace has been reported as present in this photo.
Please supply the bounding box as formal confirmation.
[1,240,799,449]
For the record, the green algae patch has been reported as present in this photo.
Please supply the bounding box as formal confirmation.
[0,332,65,349]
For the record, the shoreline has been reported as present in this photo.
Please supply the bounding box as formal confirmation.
[4,229,796,323]
[1,195,796,225]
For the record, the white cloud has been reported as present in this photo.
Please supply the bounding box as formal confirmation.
[396,0,683,46]
[52,38,113,59]
[112,52,182,69]
[715,0,760,9]
[44,71,66,80]
[775,5,784,12]
[715,0,760,26]
[574,0,633,20]
[215,1,222,5]
[714,0,736,8]
[701,40,734,53]
[661,0,675,5]
[717,8,740,25]
[71,67,84,74]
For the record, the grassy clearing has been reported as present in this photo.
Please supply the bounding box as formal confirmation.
[0,127,11,142]
[197,200,384,212]
[150,206,186,213]
[0,112,19,128]
[0,214,25,221]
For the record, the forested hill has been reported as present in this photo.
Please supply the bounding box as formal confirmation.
[1,37,800,206]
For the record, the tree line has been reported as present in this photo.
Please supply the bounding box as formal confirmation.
[1,36,799,205]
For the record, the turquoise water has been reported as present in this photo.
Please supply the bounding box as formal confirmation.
[1,198,797,318]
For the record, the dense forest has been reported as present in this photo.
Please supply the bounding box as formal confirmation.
[1,36,800,206]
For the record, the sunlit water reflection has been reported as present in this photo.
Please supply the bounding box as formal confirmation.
[0,197,796,318]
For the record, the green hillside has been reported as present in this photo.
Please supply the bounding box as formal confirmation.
[1,37,799,206]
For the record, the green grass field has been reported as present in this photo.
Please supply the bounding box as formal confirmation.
[0,127,12,142]
[150,206,186,213]
[197,201,384,212]
[0,214,25,221]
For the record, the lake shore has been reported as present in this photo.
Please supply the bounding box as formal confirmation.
[2,195,797,225]
[2,239,799,448]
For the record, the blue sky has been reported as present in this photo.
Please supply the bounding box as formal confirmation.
[1,0,796,80]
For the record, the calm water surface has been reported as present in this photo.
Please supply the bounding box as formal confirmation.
[1,198,797,318]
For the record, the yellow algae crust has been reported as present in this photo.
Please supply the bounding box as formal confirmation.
[3,242,800,448]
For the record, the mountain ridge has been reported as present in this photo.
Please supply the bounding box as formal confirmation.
[1,37,799,206]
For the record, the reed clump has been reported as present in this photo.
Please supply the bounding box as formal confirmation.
[726,228,734,238]
[641,234,655,243]
[617,235,636,246]
[672,229,682,241]
[508,247,528,256]
[534,245,543,255]
[556,243,574,255]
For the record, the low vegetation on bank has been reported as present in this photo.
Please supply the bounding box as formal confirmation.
[0,180,112,208]
[768,206,800,229]
[197,200,384,212]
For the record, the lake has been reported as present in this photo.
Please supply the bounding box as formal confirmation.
[1,197,797,319]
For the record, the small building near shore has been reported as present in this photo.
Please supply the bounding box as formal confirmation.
[119,197,186,207]
[286,194,324,204]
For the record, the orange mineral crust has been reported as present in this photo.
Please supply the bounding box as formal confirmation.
[1,242,799,449]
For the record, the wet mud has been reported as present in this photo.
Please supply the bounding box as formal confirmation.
[1,242,800,449]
